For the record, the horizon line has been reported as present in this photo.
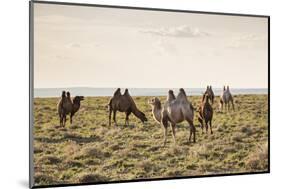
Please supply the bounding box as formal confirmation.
[34,86,268,89]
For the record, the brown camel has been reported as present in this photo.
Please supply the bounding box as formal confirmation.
[108,88,147,126]
[161,88,196,146]
[220,85,235,111]
[57,91,84,127]
[204,85,215,104]
[198,93,213,134]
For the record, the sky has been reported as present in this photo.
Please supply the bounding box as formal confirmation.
[34,3,268,89]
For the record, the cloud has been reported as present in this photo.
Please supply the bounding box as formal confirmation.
[153,39,178,55]
[227,34,267,49]
[66,43,81,48]
[141,25,210,38]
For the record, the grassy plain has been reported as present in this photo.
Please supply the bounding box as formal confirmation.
[33,94,268,186]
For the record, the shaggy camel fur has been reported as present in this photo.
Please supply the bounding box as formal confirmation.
[161,88,196,146]
[204,85,215,104]
[57,91,84,127]
[198,93,213,134]
[108,88,147,126]
[220,85,235,111]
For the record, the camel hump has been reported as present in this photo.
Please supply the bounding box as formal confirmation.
[61,90,66,97]
[113,88,121,96]
[167,90,176,101]
[124,88,130,96]
[176,88,187,101]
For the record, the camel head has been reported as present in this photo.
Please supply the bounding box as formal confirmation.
[148,97,161,109]
[223,86,226,91]
[73,96,84,104]
[139,112,148,123]
[227,85,230,91]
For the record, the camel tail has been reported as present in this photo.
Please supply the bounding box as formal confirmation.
[108,99,113,111]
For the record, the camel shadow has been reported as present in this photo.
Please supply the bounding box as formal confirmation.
[64,134,101,143]
[34,134,101,144]
[117,124,135,129]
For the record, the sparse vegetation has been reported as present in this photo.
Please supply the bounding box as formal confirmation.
[33,94,268,186]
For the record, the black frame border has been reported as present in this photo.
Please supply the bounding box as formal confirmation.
[29,1,270,188]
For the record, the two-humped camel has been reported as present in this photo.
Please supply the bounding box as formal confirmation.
[220,86,235,111]
[198,92,213,134]
[108,88,147,126]
[204,85,215,104]
[57,91,84,127]
[149,88,196,146]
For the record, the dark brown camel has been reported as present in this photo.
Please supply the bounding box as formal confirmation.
[198,93,213,134]
[204,85,215,104]
[57,91,84,127]
[108,88,147,126]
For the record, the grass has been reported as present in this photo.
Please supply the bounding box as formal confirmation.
[33,94,268,186]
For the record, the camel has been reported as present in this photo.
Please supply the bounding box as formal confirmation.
[57,91,84,127]
[220,85,235,111]
[160,88,196,146]
[108,88,147,126]
[204,85,215,104]
[198,93,213,134]
[148,97,162,124]
[148,96,174,146]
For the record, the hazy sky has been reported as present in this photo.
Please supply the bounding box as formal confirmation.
[34,3,268,89]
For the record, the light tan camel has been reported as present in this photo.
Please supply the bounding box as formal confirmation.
[57,91,84,127]
[220,85,235,111]
[148,96,173,146]
[108,88,147,126]
[198,93,213,134]
[161,88,196,146]
[148,97,162,124]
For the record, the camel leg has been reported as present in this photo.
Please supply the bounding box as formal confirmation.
[59,114,63,127]
[205,120,208,133]
[187,119,196,143]
[210,119,213,134]
[231,100,235,111]
[227,102,230,112]
[125,111,131,126]
[163,126,168,147]
[113,110,117,126]
[220,101,223,112]
[70,112,74,125]
[198,116,204,133]
[63,114,66,127]
[109,108,112,126]
[171,123,176,145]
[161,118,169,147]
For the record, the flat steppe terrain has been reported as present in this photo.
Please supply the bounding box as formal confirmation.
[33,94,268,186]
